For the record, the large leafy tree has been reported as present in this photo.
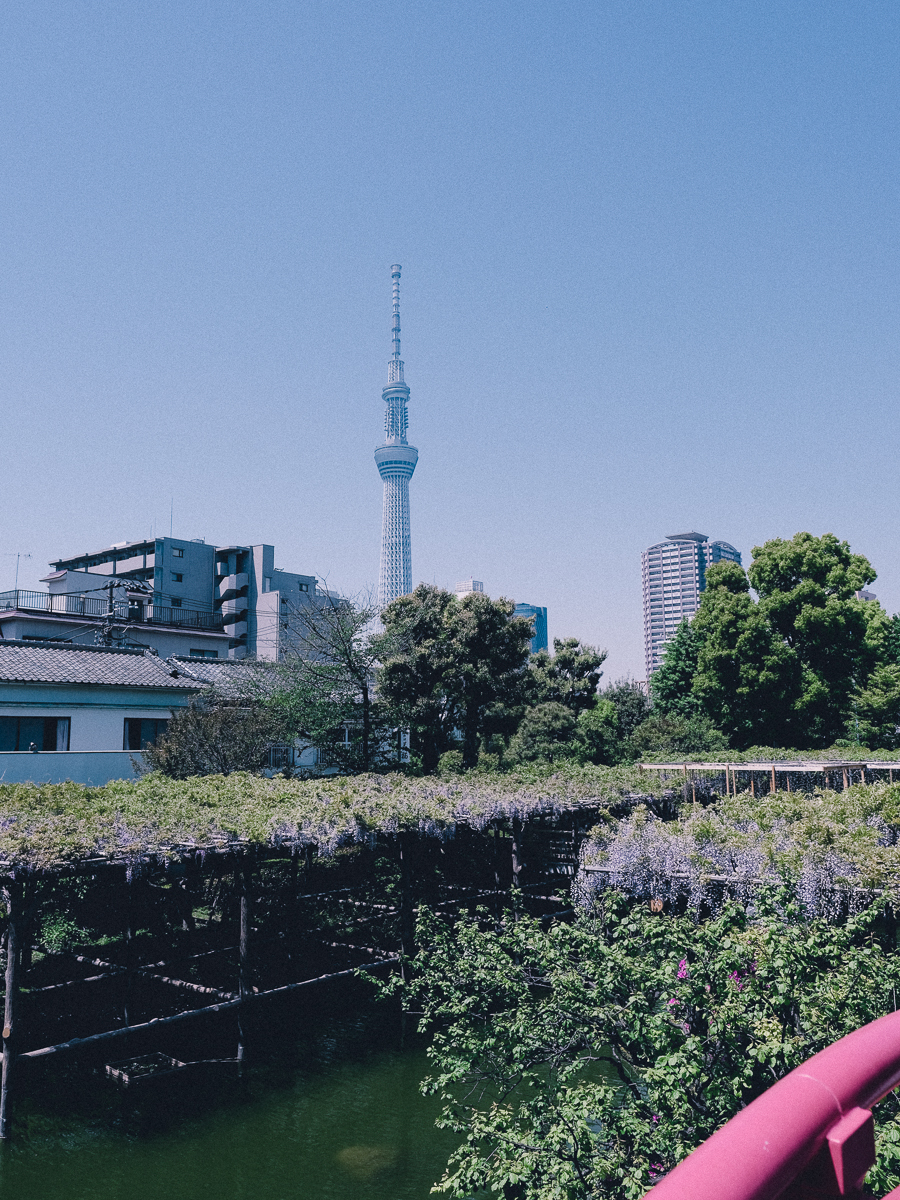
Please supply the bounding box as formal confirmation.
[395,895,900,1200]
[650,619,702,719]
[529,638,607,714]
[377,585,534,772]
[691,561,800,748]
[748,533,889,745]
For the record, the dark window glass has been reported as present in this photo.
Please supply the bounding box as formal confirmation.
[123,718,168,751]
[172,548,184,558]
[0,716,70,751]
[19,717,45,751]
[172,572,183,583]
[170,598,182,608]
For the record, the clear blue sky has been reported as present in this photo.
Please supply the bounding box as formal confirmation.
[2,0,898,680]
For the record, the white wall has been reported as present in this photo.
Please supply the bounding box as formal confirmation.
[0,751,145,785]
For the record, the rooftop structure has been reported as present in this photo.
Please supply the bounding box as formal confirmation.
[455,578,484,599]
[375,265,418,610]
[0,537,319,660]
[642,532,741,676]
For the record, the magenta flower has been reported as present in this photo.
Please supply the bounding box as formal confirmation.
[668,997,679,1006]
[677,958,689,979]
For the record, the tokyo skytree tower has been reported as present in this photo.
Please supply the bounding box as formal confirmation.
[375,265,418,609]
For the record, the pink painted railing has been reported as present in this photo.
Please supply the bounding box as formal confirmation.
[644,1010,900,1200]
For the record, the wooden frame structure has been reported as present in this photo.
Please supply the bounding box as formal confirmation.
[0,806,604,1138]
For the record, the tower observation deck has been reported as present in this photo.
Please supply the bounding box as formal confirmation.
[375,265,418,609]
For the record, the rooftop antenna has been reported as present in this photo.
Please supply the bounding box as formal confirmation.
[0,552,33,592]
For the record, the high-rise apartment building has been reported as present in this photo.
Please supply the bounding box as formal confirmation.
[375,265,418,610]
[642,532,741,676]
[513,602,549,654]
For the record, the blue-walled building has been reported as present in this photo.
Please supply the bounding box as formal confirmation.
[513,602,549,654]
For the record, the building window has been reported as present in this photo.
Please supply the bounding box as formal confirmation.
[172,572,183,583]
[263,577,272,592]
[172,547,184,558]
[170,598,182,608]
[189,649,218,659]
[123,718,169,751]
[0,716,70,751]
[299,583,309,592]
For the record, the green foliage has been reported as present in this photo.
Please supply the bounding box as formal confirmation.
[691,561,799,748]
[142,699,277,778]
[0,763,658,871]
[377,585,534,771]
[628,713,727,759]
[650,619,702,720]
[271,591,398,773]
[529,638,607,715]
[651,534,900,751]
[578,780,900,914]
[397,896,900,1200]
[507,702,577,764]
[597,679,652,764]
[746,533,890,746]
[572,699,620,765]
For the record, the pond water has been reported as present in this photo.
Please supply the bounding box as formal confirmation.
[0,984,461,1200]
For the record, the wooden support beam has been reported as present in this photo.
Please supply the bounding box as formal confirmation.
[771,766,776,794]
[237,857,251,1070]
[398,833,415,980]
[0,881,22,1138]
[18,958,399,1061]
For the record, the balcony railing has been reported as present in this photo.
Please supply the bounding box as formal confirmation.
[0,590,226,631]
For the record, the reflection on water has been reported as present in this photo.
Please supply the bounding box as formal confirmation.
[0,984,459,1200]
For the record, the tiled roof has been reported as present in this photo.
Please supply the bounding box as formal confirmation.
[0,641,203,689]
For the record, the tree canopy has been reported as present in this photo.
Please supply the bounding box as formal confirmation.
[654,533,900,750]
[377,585,535,771]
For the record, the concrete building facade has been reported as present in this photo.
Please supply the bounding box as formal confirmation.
[642,531,742,677]
[0,537,318,660]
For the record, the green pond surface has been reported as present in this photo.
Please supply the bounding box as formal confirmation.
[0,986,460,1200]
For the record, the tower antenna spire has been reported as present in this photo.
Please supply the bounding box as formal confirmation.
[389,264,403,383]
[376,265,418,609]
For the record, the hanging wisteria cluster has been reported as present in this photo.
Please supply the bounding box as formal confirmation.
[572,781,900,919]
[0,762,659,872]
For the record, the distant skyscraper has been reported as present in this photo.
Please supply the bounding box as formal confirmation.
[513,602,549,654]
[642,532,741,677]
[376,265,418,610]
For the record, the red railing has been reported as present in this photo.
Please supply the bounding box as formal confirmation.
[644,1010,900,1200]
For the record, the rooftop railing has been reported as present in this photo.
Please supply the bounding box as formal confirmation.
[0,590,225,631]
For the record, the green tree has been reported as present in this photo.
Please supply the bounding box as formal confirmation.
[748,533,885,745]
[506,701,577,764]
[628,712,727,759]
[529,638,607,714]
[271,590,397,773]
[572,698,620,765]
[377,585,534,772]
[143,696,277,778]
[691,561,800,748]
[594,679,651,763]
[394,896,900,1200]
[650,619,702,719]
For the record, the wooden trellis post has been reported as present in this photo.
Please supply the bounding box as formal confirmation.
[397,833,415,981]
[0,880,23,1139]
[236,856,252,1071]
[770,766,776,794]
